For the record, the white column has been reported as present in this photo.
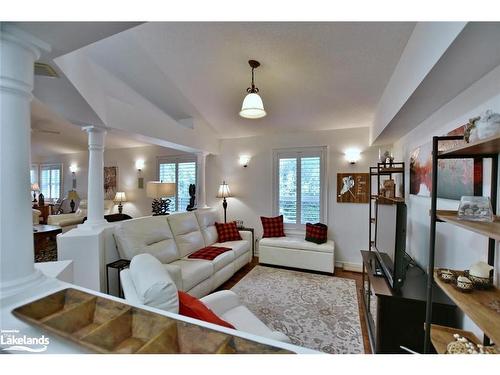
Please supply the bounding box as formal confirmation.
[196,151,209,208]
[80,126,107,228]
[0,25,50,297]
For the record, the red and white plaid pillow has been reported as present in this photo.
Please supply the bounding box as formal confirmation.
[261,215,286,238]
[305,222,328,244]
[215,221,242,243]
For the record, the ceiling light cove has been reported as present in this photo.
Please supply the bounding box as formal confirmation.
[239,60,266,119]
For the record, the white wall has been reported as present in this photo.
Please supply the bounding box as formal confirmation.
[206,127,386,269]
[393,63,500,335]
[33,144,192,217]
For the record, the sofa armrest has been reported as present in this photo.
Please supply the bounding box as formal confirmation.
[238,230,252,244]
[163,263,183,291]
[200,290,241,316]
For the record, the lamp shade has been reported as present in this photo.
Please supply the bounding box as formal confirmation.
[31,183,40,191]
[147,181,176,198]
[67,190,80,200]
[216,181,232,198]
[239,93,266,119]
[114,191,126,202]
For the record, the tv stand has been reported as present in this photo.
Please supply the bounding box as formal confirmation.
[361,250,457,353]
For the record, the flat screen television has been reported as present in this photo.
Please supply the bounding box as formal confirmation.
[374,200,408,290]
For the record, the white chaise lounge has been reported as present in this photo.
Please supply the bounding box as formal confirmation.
[121,253,290,343]
[259,236,335,274]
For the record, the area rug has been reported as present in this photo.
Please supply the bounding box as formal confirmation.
[231,265,363,354]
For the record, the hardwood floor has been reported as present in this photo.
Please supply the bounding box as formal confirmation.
[216,257,371,354]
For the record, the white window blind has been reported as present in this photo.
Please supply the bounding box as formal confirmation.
[158,156,197,212]
[40,164,62,200]
[274,147,326,226]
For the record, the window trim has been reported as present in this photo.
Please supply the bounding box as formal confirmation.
[272,146,328,229]
[156,154,197,212]
[39,163,63,201]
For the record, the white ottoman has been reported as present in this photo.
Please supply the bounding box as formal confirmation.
[258,237,335,274]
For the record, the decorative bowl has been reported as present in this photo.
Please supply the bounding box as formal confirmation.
[456,275,474,293]
[464,270,493,290]
[437,269,456,284]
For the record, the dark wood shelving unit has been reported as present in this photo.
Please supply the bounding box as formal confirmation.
[360,251,457,353]
[429,324,481,354]
[424,134,500,353]
[368,162,405,251]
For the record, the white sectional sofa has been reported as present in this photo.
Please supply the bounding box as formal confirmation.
[259,235,335,274]
[120,253,290,343]
[113,208,252,298]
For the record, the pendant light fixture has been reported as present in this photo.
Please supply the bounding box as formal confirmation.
[239,59,266,119]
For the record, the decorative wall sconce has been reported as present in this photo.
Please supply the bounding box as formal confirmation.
[345,149,361,165]
[69,163,78,189]
[239,155,251,168]
[135,159,145,189]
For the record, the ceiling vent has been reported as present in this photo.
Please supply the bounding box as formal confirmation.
[34,62,59,78]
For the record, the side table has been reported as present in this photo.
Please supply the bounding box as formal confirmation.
[238,227,255,258]
[106,259,131,297]
[33,224,62,255]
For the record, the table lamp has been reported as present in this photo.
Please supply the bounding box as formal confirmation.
[67,190,80,213]
[216,181,232,223]
[31,183,40,203]
[114,192,127,214]
[147,181,176,215]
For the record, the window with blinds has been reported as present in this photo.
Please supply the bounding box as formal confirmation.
[158,157,197,212]
[274,147,326,226]
[40,164,62,200]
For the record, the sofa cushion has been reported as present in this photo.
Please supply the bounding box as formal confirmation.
[178,291,234,329]
[261,215,285,238]
[305,222,328,244]
[215,221,242,243]
[195,208,219,246]
[167,212,205,257]
[210,251,235,272]
[129,254,179,313]
[170,258,214,291]
[259,236,334,253]
[213,240,249,258]
[114,216,180,263]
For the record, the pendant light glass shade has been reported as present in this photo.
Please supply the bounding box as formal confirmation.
[240,92,266,119]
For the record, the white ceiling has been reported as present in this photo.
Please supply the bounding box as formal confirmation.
[31,99,151,159]
[44,22,416,140]
[87,22,416,138]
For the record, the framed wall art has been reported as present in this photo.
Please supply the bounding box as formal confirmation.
[337,173,369,203]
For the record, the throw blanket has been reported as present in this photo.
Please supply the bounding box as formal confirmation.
[188,246,232,261]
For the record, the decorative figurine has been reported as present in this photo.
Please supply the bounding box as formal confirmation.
[458,196,493,222]
[186,184,196,211]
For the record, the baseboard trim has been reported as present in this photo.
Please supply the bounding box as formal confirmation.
[335,261,363,273]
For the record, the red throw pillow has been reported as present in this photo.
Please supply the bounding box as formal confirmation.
[215,221,242,242]
[261,215,285,238]
[305,222,328,244]
[178,291,235,329]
